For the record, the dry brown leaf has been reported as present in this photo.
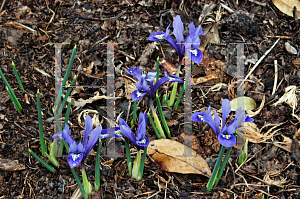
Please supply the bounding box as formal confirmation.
[274,135,292,152]
[147,139,211,177]
[273,85,299,120]
[263,172,287,188]
[160,59,177,75]
[71,91,121,111]
[245,122,284,144]
[272,0,300,19]
[124,78,137,100]
[201,24,220,50]
[192,74,218,85]
[34,67,51,77]
[0,158,26,171]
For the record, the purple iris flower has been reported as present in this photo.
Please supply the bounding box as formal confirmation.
[148,15,206,64]
[52,115,123,168]
[118,112,150,149]
[126,67,183,101]
[190,99,254,147]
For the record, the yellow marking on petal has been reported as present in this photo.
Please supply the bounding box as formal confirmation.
[154,34,165,39]
[141,139,146,144]
[168,77,175,81]
[198,115,203,118]
[226,135,229,139]
[137,92,142,97]
[191,49,198,56]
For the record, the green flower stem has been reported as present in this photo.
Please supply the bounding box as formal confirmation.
[168,60,182,107]
[156,93,171,138]
[6,86,21,113]
[58,75,76,114]
[132,150,142,181]
[173,63,193,110]
[1,68,22,111]
[214,146,233,187]
[124,138,132,176]
[55,45,77,106]
[147,112,161,139]
[139,147,147,180]
[149,98,166,138]
[28,149,55,173]
[37,90,46,156]
[11,61,24,90]
[131,101,137,127]
[82,165,92,198]
[95,138,102,191]
[206,145,225,191]
[70,167,87,199]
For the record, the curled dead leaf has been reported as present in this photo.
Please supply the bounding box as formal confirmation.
[0,158,25,171]
[160,59,177,75]
[147,139,211,177]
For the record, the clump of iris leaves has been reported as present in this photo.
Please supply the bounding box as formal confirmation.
[0,15,254,198]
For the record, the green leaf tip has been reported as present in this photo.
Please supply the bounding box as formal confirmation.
[37,89,40,94]
[12,61,15,66]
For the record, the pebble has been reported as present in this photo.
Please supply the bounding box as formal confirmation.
[285,42,297,55]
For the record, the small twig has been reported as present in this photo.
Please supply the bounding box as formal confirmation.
[240,38,280,88]
[45,0,55,31]
[272,60,278,95]
[0,0,5,13]
[248,0,266,6]
[266,35,293,39]
[221,3,234,13]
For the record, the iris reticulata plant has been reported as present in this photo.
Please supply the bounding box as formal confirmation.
[148,15,205,107]
[52,115,122,197]
[191,99,254,190]
[119,112,149,181]
[126,67,182,138]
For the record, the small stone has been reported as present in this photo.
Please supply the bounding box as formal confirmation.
[285,42,297,55]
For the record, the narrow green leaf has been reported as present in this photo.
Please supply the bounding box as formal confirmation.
[82,169,92,198]
[94,139,102,191]
[156,93,171,138]
[132,150,142,181]
[174,63,192,110]
[206,146,225,191]
[11,61,24,90]
[55,44,77,106]
[214,147,233,187]
[45,153,59,168]
[147,112,161,139]
[58,75,76,114]
[37,90,46,156]
[125,138,132,176]
[6,86,21,113]
[1,68,22,111]
[70,168,87,199]
[28,149,55,173]
[139,147,147,180]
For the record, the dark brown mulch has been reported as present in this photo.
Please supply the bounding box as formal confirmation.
[0,0,300,198]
